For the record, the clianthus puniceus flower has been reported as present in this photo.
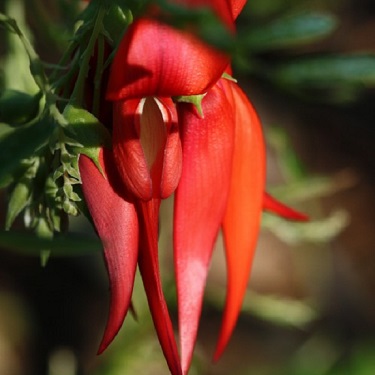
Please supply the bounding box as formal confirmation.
[79,2,308,374]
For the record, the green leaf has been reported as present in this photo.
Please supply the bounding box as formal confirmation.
[63,105,111,172]
[35,216,53,266]
[262,210,349,245]
[243,11,337,52]
[266,54,375,103]
[0,230,102,256]
[0,173,14,189]
[63,183,81,202]
[0,89,42,126]
[243,292,317,328]
[103,3,131,45]
[66,166,81,181]
[5,179,33,230]
[0,115,55,184]
[63,199,79,216]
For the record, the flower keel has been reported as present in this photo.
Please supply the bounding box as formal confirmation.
[215,82,266,360]
[174,82,235,373]
[79,150,139,354]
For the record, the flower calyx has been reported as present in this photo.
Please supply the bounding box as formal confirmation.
[174,93,207,118]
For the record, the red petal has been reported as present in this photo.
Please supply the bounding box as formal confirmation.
[79,150,139,354]
[263,192,309,221]
[180,0,243,22]
[113,98,182,200]
[214,82,266,360]
[113,99,153,200]
[174,83,234,373]
[106,18,229,101]
[158,98,183,199]
[138,199,182,375]
[226,0,247,20]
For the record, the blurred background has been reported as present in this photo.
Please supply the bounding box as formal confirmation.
[1,0,375,374]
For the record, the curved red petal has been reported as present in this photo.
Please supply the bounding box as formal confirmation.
[106,18,229,101]
[158,98,182,199]
[113,99,153,200]
[174,83,234,373]
[138,200,182,375]
[214,82,266,360]
[160,124,182,198]
[227,0,247,20]
[79,150,139,354]
[113,97,182,200]
[263,192,309,221]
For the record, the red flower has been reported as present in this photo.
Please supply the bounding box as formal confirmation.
[79,8,307,375]
[106,18,229,101]
[81,95,184,374]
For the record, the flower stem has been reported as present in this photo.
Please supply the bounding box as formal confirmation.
[92,33,105,117]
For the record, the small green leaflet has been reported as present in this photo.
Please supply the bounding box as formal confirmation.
[63,105,111,173]
[0,115,55,185]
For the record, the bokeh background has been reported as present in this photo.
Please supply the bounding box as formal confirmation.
[1,0,375,374]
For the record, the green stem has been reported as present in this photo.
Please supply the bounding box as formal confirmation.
[69,5,106,107]
[92,33,105,117]
[49,42,80,87]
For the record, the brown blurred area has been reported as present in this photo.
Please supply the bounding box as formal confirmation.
[1,0,375,374]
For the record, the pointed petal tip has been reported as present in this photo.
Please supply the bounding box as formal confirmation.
[212,341,225,363]
[79,152,139,359]
[178,262,208,374]
[174,83,235,375]
[264,192,309,222]
[212,81,265,364]
[96,307,128,356]
[290,211,309,222]
[97,338,111,356]
[212,302,241,361]
[138,200,182,375]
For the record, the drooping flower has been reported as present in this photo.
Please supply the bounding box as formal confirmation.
[80,100,183,373]
[174,79,235,371]
[79,149,139,354]
[80,13,230,375]
[79,4,308,375]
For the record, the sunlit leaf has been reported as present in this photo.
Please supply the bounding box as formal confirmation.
[262,210,349,244]
[5,179,32,230]
[207,287,317,328]
[63,105,111,172]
